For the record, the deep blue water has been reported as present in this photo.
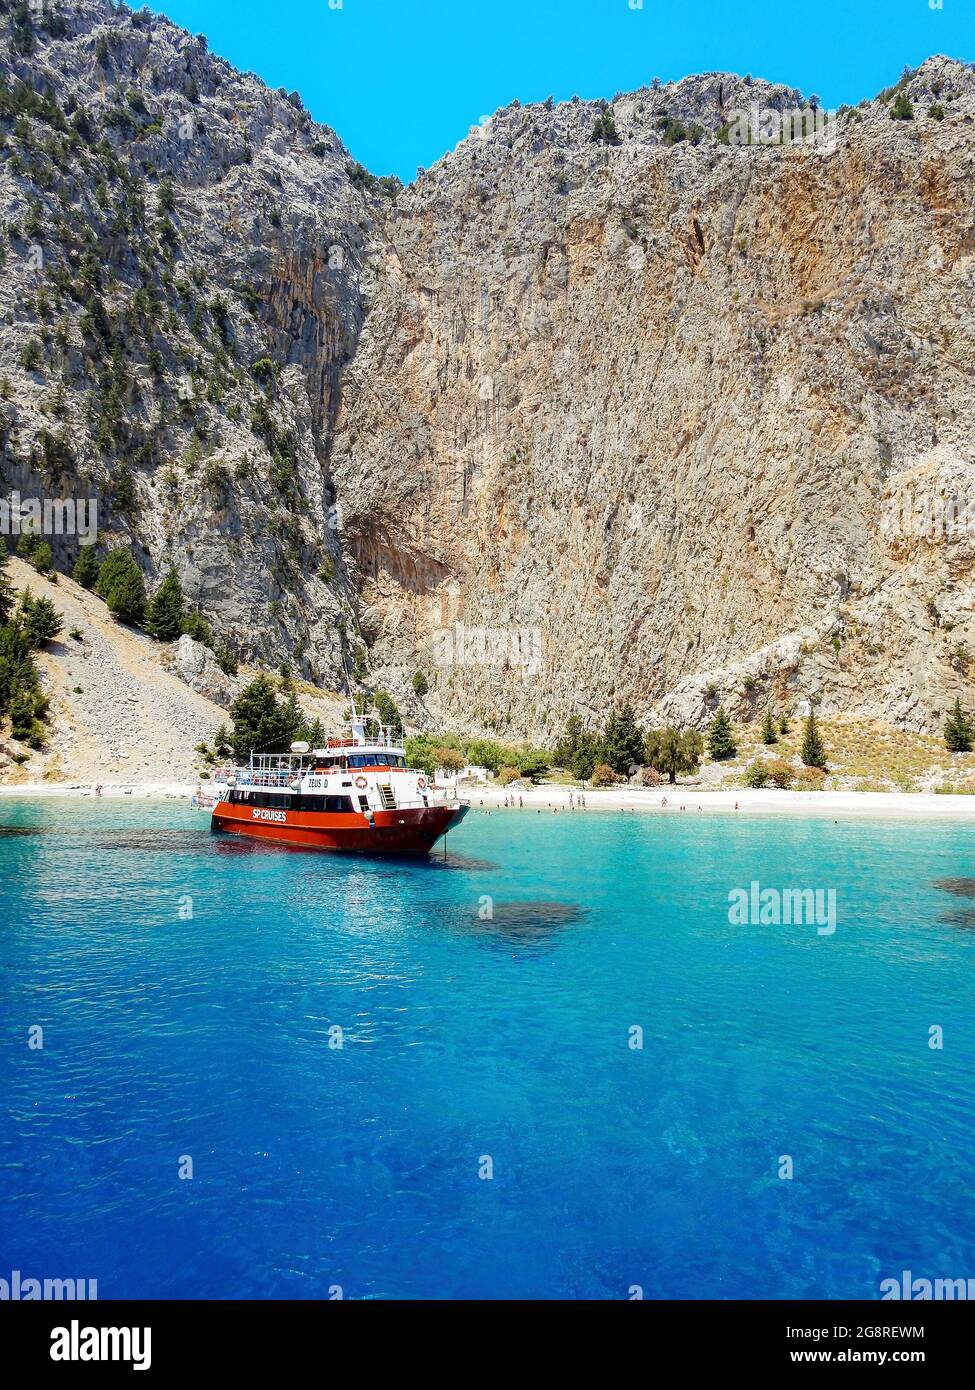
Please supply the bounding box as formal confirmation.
[2,797,975,1300]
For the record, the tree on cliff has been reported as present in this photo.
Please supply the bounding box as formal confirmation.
[72,544,99,591]
[707,707,737,761]
[21,592,63,647]
[590,108,621,145]
[146,568,185,642]
[374,690,402,738]
[800,709,828,769]
[229,675,297,759]
[944,698,973,753]
[761,709,778,745]
[95,548,146,625]
[0,542,13,623]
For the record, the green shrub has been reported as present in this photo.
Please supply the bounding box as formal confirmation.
[591,109,621,145]
[181,609,214,648]
[743,760,769,788]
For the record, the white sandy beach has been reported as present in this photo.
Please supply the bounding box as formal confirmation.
[4,778,975,820]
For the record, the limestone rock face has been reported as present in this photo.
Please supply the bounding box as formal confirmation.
[3,2,975,740]
[164,634,242,708]
[332,57,975,739]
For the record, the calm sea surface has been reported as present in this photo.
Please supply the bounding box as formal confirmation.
[1,797,974,1299]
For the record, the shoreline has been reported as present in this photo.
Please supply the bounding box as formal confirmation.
[3,779,975,820]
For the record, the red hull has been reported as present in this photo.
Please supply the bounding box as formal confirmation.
[210,800,468,855]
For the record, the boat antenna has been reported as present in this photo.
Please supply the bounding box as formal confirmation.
[341,654,358,719]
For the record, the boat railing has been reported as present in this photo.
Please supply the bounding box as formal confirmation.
[234,767,296,788]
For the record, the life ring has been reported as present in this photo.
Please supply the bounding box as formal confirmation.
[416,775,427,790]
[354,775,368,789]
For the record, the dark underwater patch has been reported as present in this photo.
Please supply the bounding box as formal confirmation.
[466,900,588,942]
[435,851,500,872]
[0,826,203,851]
[939,909,975,929]
[932,878,975,898]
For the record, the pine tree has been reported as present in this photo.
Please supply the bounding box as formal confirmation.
[229,675,294,759]
[707,706,737,761]
[800,709,828,769]
[762,709,778,745]
[72,544,99,590]
[21,593,62,647]
[146,568,185,641]
[778,713,789,736]
[944,698,973,753]
[10,688,36,742]
[95,548,146,625]
[600,703,645,774]
[374,690,402,738]
[30,541,53,574]
[280,689,305,742]
[0,541,14,623]
[215,640,238,676]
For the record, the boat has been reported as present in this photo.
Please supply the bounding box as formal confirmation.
[209,711,469,856]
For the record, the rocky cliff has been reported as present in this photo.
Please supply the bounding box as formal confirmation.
[0,0,372,683]
[3,1,975,742]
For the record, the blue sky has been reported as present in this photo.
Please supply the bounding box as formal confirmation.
[148,0,973,181]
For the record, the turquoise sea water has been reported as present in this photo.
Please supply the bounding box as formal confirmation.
[1,796,974,1300]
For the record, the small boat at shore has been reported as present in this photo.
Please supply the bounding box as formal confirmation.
[208,713,468,856]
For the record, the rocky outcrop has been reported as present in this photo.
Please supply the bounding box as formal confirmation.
[163,634,242,707]
[3,2,974,742]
